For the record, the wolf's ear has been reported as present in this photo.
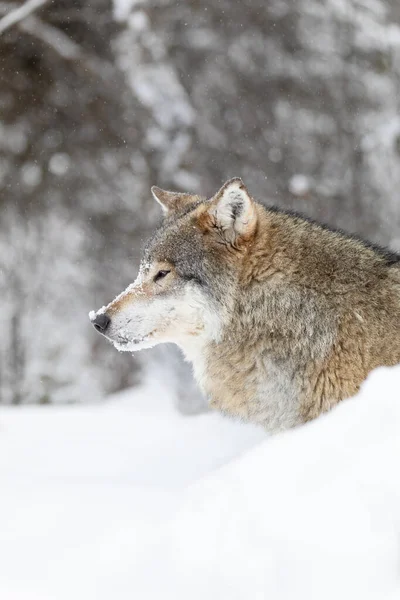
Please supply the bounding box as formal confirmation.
[208,178,257,241]
[151,186,193,216]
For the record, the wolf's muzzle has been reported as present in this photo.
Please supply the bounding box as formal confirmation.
[91,313,111,333]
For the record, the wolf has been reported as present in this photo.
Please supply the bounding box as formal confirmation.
[90,178,400,432]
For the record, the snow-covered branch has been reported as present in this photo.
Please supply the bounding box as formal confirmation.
[0,0,49,35]
[19,14,82,60]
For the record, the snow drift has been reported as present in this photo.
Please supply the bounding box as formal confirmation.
[0,365,399,600]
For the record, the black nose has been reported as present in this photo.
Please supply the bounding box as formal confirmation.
[92,313,111,333]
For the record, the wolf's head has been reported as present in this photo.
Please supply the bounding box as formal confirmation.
[90,178,258,357]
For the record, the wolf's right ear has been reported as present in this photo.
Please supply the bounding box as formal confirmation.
[207,178,257,242]
[151,186,192,216]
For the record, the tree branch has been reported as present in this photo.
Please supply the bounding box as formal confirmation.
[20,14,82,60]
[0,0,120,98]
[0,0,49,35]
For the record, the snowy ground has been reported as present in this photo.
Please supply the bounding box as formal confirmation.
[0,366,399,600]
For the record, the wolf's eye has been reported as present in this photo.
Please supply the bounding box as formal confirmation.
[154,269,171,283]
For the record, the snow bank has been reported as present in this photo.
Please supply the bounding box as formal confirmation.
[147,365,400,600]
[0,376,264,600]
[0,366,399,599]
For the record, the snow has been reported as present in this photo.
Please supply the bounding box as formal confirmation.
[112,0,144,23]
[129,65,195,130]
[21,162,42,188]
[289,173,311,196]
[0,365,399,599]
[48,153,70,176]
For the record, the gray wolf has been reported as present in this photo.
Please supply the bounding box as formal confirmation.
[90,178,400,432]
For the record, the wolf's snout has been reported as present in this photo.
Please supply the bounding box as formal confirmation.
[91,313,111,333]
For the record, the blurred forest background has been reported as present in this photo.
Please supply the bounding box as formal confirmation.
[1,0,400,405]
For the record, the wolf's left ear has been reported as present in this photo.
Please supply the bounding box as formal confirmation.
[209,178,257,241]
[151,186,193,216]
